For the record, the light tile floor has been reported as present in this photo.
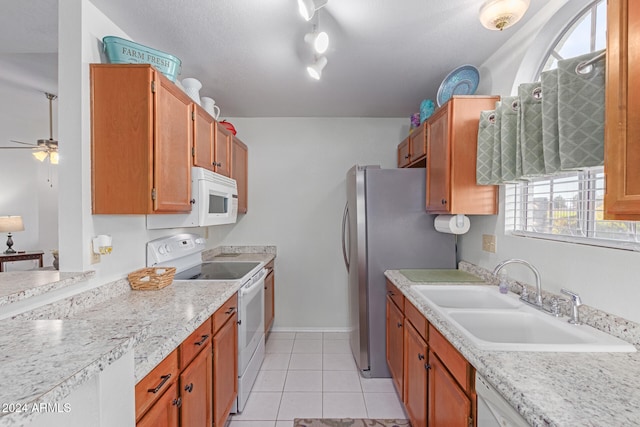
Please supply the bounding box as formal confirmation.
[229,332,406,427]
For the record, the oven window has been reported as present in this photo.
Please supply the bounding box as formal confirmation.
[209,194,228,214]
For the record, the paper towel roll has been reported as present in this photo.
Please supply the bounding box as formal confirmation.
[434,214,470,235]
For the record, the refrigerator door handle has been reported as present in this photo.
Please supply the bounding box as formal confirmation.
[342,202,350,271]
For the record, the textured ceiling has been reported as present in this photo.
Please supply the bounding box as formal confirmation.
[0,0,554,117]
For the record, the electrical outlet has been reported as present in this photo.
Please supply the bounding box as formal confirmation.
[90,242,101,264]
[482,234,496,253]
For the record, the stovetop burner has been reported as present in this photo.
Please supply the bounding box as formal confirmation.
[174,261,261,281]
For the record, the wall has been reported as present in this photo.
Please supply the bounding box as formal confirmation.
[459,0,640,324]
[0,80,59,270]
[210,117,405,330]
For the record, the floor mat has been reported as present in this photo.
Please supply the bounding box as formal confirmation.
[294,419,410,427]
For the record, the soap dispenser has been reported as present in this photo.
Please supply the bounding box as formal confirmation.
[498,269,509,294]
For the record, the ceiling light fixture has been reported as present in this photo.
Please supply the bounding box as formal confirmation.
[307,56,328,80]
[298,0,328,21]
[479,0,530,31]
[305,30,329,54]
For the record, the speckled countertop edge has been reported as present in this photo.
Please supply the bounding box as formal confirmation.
[0,270,95,308]
[385,265,640,427]
[0,318,147,427]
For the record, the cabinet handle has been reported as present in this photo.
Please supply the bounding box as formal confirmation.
[418,353,425,360]
[190,199,196,205]
[195,334,210,346]
[441,198,447,205]
[404,154,410,159]
[388,290,395,296]
[148,374,172,394]
[172,397,182,408]
[225,306,236,315]
[397,322,402,328]
[424,363,431,370]
[184,383,194,393]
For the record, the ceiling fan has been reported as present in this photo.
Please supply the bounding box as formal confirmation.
[2,92,59,164]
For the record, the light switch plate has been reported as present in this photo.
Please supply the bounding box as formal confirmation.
[482,234,496,253]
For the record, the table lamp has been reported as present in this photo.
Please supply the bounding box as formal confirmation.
[0,216,25,254]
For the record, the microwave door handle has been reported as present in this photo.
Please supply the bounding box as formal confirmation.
[342,203,350,271]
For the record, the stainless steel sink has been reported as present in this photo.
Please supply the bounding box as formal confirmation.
[412,285,637,352]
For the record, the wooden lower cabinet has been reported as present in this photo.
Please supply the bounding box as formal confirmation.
[213,310,238,427]
[386,295,404,399]
[180,342,212,427]
[264,261,275,334]
[403,321,428,427]
[385,280,476,427]
[137,381,180,427]
[136,293,238,427]
[428,351,472,427]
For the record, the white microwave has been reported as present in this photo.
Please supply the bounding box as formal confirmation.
[146,167,238,229]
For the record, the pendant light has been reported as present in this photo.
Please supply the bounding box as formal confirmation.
[298,0,328,21]
[307,56,328,80]
[305,30,329,54]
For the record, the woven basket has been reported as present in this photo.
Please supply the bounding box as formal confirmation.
[128,267,176,290]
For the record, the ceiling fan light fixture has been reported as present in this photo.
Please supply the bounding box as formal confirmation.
[32,151,48,162]
[479,0,530,31]
[304,31,330,54]
[49,151,59,165]
[298,0,328,21]
[307,56,328,80]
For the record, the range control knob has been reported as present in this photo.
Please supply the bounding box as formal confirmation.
[195,238,206,245]
[158,245,167,255]
[165,244,172,253]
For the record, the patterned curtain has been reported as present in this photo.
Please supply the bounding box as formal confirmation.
[476,49,605,184]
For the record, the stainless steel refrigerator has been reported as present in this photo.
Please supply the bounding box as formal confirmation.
[341,165,456,378]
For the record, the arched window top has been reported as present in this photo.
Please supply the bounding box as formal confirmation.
[536,0,606,78]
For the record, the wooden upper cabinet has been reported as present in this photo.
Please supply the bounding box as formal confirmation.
[231,136,248,214]
[214,122,232,177]
[397,123,427,168]
[426,96,499,215]
[605,0,640,219]
[193,104,215,171]
[91,64,192,214]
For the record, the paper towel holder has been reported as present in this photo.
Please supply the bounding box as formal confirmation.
[434,214,471,235]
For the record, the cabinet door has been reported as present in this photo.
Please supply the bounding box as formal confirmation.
[264,267,275,333]
[428,351,471,427]
[193,104,215,171]
[411,125,427,161]
[605,0,640,219]
[231,136,249,214]
[398,138,411,168]
[180,341,212,427]
[154,74,193,212]
[386,296,404,400]
[426,105,451,212]
[213,312,238,427]
[403,321,428,427]
[215,123,232,177]
[137,381,180,427]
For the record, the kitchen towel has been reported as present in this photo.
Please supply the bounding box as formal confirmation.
[491,101,503,183]
[557,49,606,170]
[499,96,520,182]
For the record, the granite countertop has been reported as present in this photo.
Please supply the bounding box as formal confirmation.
[71,251,275,381]
[0,247,275,425]
[0,271,94,308]
[385,268,640,427]
[0,318,147,427]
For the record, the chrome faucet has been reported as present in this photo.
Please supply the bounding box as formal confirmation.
[492,259,543,307]
[561,288,583,324]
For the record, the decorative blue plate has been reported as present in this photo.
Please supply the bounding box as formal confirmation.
[436,65,480,107]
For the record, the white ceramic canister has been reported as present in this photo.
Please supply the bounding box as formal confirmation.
[181,78,202,105]
[200,97,221,119]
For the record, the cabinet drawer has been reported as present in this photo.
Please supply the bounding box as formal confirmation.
[135,349,179,420]
[386,280,404,312]
[213,293,238,334]
[179,318,213,369]
[428,325,470,393]
[404,300,427,341]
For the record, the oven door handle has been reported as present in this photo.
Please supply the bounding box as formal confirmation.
[240,270,266,298]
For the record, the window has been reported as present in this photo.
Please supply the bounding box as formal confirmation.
[506,0,640,250]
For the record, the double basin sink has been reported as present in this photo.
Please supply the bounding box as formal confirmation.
[413,285,636,352]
